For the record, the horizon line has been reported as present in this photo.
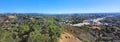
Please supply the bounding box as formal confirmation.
[0,12,120,14]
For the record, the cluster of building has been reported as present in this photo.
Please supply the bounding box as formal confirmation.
[0,15,16,22]
[72,18,105,29]
[90,25,120,42]
[84,17,106,29]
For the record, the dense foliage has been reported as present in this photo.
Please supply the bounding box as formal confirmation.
[0,15,62,42]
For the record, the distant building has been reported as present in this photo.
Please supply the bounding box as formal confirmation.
[88,19,94,25]
[0,15,16,22]
[7,15,16,20]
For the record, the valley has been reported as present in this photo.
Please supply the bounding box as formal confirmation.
[0,13,120,42]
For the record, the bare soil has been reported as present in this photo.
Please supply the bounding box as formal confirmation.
[59,32,82,42]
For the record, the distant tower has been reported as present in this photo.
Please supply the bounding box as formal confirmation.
[89,19,94,25]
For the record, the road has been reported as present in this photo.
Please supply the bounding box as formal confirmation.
[72,17,106,27]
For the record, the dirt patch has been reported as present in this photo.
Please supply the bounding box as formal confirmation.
[59,32,82,42]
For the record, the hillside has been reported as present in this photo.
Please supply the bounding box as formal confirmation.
[0,14,62,42]
[0,13,120,42]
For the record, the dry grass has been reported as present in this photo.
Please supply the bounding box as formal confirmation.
[59,32,82,42]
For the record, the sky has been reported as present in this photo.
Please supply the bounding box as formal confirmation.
[0,0,120,14]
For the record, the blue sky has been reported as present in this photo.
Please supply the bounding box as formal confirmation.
[0,0,120,14]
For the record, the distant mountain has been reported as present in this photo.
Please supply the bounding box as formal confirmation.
[0,13,120,16]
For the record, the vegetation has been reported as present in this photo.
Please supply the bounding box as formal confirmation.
[0,15,62,42]
[0,13,120,42]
